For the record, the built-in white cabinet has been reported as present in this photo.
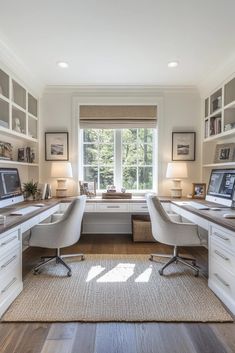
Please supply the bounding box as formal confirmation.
[202,74,235,185]
[0,66,39,181]
[204,75,235,141]
[209,224,235,314]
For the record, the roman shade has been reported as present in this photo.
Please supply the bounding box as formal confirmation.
[79,105,157,128]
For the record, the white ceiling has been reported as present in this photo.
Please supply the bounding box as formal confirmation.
[1,0,235,88]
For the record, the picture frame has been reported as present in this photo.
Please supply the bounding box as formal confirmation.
[192,183,206,199]
[79,181,96,198]
[172,132,196,161]
[45,132,69,161]
[214,143,235,163]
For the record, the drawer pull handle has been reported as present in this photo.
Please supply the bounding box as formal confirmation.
[106,206,120,209]
[1,255,17,269]
[214,273,229,287]
[1,277,17,294]
[214,232,229,241]
[214,250,229,261]
[140,206,148,209]
[0,236,17,247]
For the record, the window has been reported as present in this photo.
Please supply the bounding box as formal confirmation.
[80,128,156,192]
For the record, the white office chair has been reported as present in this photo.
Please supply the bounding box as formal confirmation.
[146,194,203,276]
[29,195,86,277]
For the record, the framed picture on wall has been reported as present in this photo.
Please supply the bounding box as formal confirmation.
[172,132,196,161]
[45,132,69,161]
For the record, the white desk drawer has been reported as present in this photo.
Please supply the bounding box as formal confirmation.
[210,257,235,300]
[210,224,235,251]
[210,240,235,275]
[0,245,21,276]
[130,203,148,212]
[96,203,129,212]
[85,203,96,212]
[0,265,21,302]
[0,229,20,258]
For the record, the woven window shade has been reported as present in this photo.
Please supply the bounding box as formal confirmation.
[79,105,157,128]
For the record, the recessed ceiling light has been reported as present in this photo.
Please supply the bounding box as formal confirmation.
[168,61,179,68]
[57,61,69,68]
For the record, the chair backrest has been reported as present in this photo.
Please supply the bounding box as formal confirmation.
[55,195,86,248]
[146,194,201,247]
[146,194,177,245]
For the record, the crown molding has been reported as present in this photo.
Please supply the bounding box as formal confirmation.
[0,35,43,96]
[43,84,199,96]
[197,52,235,97]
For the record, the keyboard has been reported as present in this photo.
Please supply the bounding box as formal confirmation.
[188,201,210,210]
[173,201,210,210]
[10,206,40,216]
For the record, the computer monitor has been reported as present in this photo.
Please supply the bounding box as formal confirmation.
[0,168,24,207]
[206,168,235,207]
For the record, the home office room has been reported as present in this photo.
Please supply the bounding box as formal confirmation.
[0,1,235,353]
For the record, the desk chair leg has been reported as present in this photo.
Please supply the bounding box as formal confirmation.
[61,253,85,261]
[178,258,199,277]
[159,257,177,275]
[33,257,56,274]
[150,254,172,261]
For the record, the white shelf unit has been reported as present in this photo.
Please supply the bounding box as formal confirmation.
[0,66,39,184]
[202,74,235,184]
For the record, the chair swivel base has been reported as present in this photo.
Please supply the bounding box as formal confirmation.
[149,246,199,277]
[33,252,85,277]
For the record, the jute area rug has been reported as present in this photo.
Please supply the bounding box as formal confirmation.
[2,255,232,322]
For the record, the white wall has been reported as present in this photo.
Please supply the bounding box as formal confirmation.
[159,90,201,196]
[40,87,201,197]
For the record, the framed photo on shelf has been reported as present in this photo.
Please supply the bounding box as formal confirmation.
[45,132,69,161]
[214,143,235,163]
[79,181,96,198]
[192,183,206,199]
[172,132,196,161]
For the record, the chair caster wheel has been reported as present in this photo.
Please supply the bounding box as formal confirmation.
[149,256,153,261]
[33,270,39,275]
[194,271,199,277]
[67,271,72,277]
[192,261,196,266]
[159,270,163,276]
[81,256,85,261]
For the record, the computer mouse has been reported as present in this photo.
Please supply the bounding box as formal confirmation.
[223,213,235,219]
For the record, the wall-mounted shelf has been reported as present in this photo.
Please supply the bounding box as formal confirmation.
[0,65,39,184]
[0,67,38,141]
[0,160,39,167]
[203,162,235,168]
[0,126,38,143]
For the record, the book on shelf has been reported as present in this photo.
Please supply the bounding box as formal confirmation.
[210,117,221,136]
[18,147,36,163]
[205,120,209,138]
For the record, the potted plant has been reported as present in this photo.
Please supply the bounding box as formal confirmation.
[23,181,38,200]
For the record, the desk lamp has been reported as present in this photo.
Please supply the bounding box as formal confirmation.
[166,162,188,198]
[51,162,73,197]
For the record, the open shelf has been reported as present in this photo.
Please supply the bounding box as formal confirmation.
[0,160,39,167]
[0,69,9,99]
[12,80,26,109]
[203,162,235,168]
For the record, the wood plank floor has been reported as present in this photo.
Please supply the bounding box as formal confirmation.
[1,234,235,353]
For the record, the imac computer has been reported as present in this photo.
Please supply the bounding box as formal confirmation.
[0,168,24,208]
[206,168,235,207]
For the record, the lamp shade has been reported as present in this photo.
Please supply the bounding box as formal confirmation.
[51,162,73,178]
[166,162,188,179]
